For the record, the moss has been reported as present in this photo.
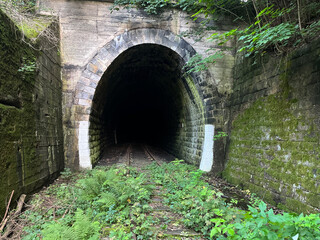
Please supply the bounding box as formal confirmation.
[184,74,205,124]
[285,198,315,214]
[279,59,292,99]
[225,73,320,213]
[0,9,63,216]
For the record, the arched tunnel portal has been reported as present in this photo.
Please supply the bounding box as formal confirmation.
[90,44,204,165]
[76,29,214,171]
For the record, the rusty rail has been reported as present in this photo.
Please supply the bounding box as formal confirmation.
[143,145,161,166]
[126,144,132,166]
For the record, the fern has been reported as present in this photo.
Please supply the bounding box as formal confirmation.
[96,192,117,209]
[77,169,117,200]
[41,223,75,240]
[41,209,101,240]
[73,209,100,240]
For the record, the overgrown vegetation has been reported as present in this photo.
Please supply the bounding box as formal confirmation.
[18,166,155,239]
[0,0,58,48]
[148,161,320,239]
[111,0,320,72]
[185,0,320,72]
[111,0,199,14]
[9,162,319,239]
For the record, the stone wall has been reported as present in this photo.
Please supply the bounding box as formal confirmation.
[225,39,320,213]
[77,31,208,169]
[0,10,64,216]
[38,0,236,171]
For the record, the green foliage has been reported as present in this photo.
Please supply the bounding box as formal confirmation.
[59,167,73,179]
[111,0,168,14]
[21,166,155,239]
[235,5,298,57]
[191,0,252,22]
[0,0,36,12]
[0,0,58,46]
[210,201,320,239]
[301,20,320,38]
[147,161,244,237]
[76,167,152,210]
[17,20,50,39]
[108,226,134,239]
[214,131,228,140]
[238,22,296,57]
[41,209,101,240]
[111,0,199,15]
[18,57,36,73]
[184,51,224,73]
[188,1,320,71]
[177,0,198,12]
[21,163,320,239]
[148,161,320,239]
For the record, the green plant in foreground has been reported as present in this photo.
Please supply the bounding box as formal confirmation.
[41,209,101,240]
[21,166,155,240]
[148,161,320,239]
[210,201,320,239]
[21,163,320,240]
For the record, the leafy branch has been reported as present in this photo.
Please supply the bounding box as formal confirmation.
[186,1,320,72]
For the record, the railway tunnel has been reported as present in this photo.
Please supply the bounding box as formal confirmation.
[88,43,206,166]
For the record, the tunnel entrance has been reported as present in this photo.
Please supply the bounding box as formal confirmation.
[89,44,205,166]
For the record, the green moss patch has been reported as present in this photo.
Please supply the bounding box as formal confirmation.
[224,92,320,213]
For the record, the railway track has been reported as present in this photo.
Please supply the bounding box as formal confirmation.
[94,143,204,239]
[142,144,162,166]
[98,143,175,167]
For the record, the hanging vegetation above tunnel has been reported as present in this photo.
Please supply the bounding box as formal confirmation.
[111,0,320,72]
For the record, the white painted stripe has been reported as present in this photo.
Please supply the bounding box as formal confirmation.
[78,121,92,169]
[199,124,214,172]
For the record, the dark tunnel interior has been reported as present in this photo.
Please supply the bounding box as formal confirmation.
[89,44,204,164]
[108,77,178,144]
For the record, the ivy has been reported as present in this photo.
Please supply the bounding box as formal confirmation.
[214,131,228,141]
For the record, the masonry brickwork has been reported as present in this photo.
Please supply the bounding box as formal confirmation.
[0,10,64,215]
[225,39,320,213]
[1,0,318,216]
[38,0,235,171]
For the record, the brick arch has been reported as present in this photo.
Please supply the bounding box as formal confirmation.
[75,28,215,170]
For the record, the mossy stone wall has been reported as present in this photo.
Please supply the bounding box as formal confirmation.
[225,39,320,213]
[0,10,64,216]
